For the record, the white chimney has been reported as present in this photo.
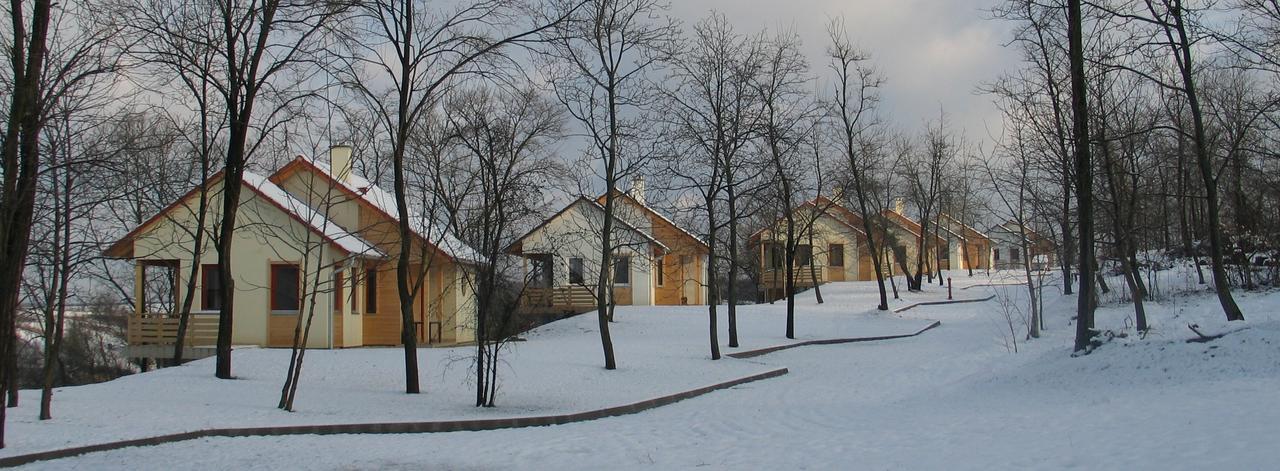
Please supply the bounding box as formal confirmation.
[329,144,353,182]
[630,176,646,206]
[893,197,905,214]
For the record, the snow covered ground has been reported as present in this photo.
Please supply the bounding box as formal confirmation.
[13,268,1280,470]
[0,275,952,459]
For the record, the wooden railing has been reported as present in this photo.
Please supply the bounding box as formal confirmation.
[128,313,219,347]
[760,266,826,287]
[521,286,597,311]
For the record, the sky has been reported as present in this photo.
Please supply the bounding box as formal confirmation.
[666,0,1019,152]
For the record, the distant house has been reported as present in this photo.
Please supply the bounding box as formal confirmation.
[988,221,1057,270]
[935,213,993,271]
[748,197,872,301]
[749,197,995,300]
[506,180,710,314]
[105,148,482,359]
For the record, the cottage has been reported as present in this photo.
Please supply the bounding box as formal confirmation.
[934,213,994,271]
[105,147,481,359]
[506,181,710,314]
[988,221,1057,270]
[749,197,873,301]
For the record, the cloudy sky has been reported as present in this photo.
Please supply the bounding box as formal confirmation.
[667,0,1018,150]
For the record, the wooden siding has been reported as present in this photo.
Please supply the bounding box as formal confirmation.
[332,308,343,348]
[614,195,708,306]
[613,286,633,305]
[268,315,295,347]
[127,313,218,346]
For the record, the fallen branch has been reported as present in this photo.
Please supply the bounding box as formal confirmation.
[1186,323,1227,344]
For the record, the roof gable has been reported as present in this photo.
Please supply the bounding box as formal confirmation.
[271,156,483,264]
[598,190,709,251]
[507,196,669,254]
[105,170,383,259]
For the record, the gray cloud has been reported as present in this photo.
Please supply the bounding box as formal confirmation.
[669,0,1017,148]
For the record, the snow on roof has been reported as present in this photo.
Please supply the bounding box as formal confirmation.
[581,197,669,252]
[607,191,709,249]
[302,158,484,264]
[242,171,384,258]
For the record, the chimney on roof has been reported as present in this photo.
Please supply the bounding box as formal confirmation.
[831,186,844,202]
[894,197,905,214]
[629,176,646,206]
[329,144,353,183]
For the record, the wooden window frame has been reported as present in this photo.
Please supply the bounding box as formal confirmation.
[201,264,222,311]
[568,257,585,285]
[365,268,378,314]
[269,263,301,314]
[333,271,344,314]
[829,244,845,267]
[613,256,631,285]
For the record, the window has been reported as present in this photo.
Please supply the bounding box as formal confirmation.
[270,264,300,312]
[796,245,813,267]
[569,258,584,284]
[614,256,631,284]
[829,244,845,267]
[768,244,784,269]
[333,271,344,312]
[530,254,553,288]
[993,248,1001,261]
[1011,248,1020,261]
[656,257,665,286]
[365,268,378,314]
[201,264,222,311]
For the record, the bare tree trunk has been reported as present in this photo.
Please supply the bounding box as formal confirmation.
[1068,0,1097,352]
[807,228,823,304]
[1159,1,1244,321]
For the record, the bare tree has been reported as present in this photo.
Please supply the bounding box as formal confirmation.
[336,0,576,391]
[660,12,766,357]
[543,0,676,368]
[1068,0,1098,352]
[438,85,565,405]
[827,18,889,310]
[754,29,816,340]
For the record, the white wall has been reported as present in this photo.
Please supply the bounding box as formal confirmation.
[130,179,343,348]
[520,200,656,306]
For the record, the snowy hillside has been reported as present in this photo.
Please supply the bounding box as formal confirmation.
[9,270,1280,469]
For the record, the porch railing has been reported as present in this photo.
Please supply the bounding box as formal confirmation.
[127,312,219,347]
[760,266,827,287]
[521,286,597,311]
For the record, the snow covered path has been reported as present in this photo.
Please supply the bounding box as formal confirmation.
[17,271,1280,469]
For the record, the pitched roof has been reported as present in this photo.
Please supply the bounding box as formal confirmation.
[271,156,484,264]
[599,190,709,250]
[506,196,669,254]
[748,197,869,242]
[938,213,991,241]
[105,170,383,259]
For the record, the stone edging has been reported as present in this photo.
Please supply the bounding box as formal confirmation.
[959,282,1024,290]
[0,367,789,468]
[891,294,996,313]
[727,321,943,359]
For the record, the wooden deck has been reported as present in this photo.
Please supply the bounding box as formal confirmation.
[760,266,827,288]
[126,312,220,359]
[128,312,219,346]
[519,286,598,315]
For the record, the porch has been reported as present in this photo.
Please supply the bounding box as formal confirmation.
[518,286,598,315]
[125,312,219,359]
[760,266,828,288]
